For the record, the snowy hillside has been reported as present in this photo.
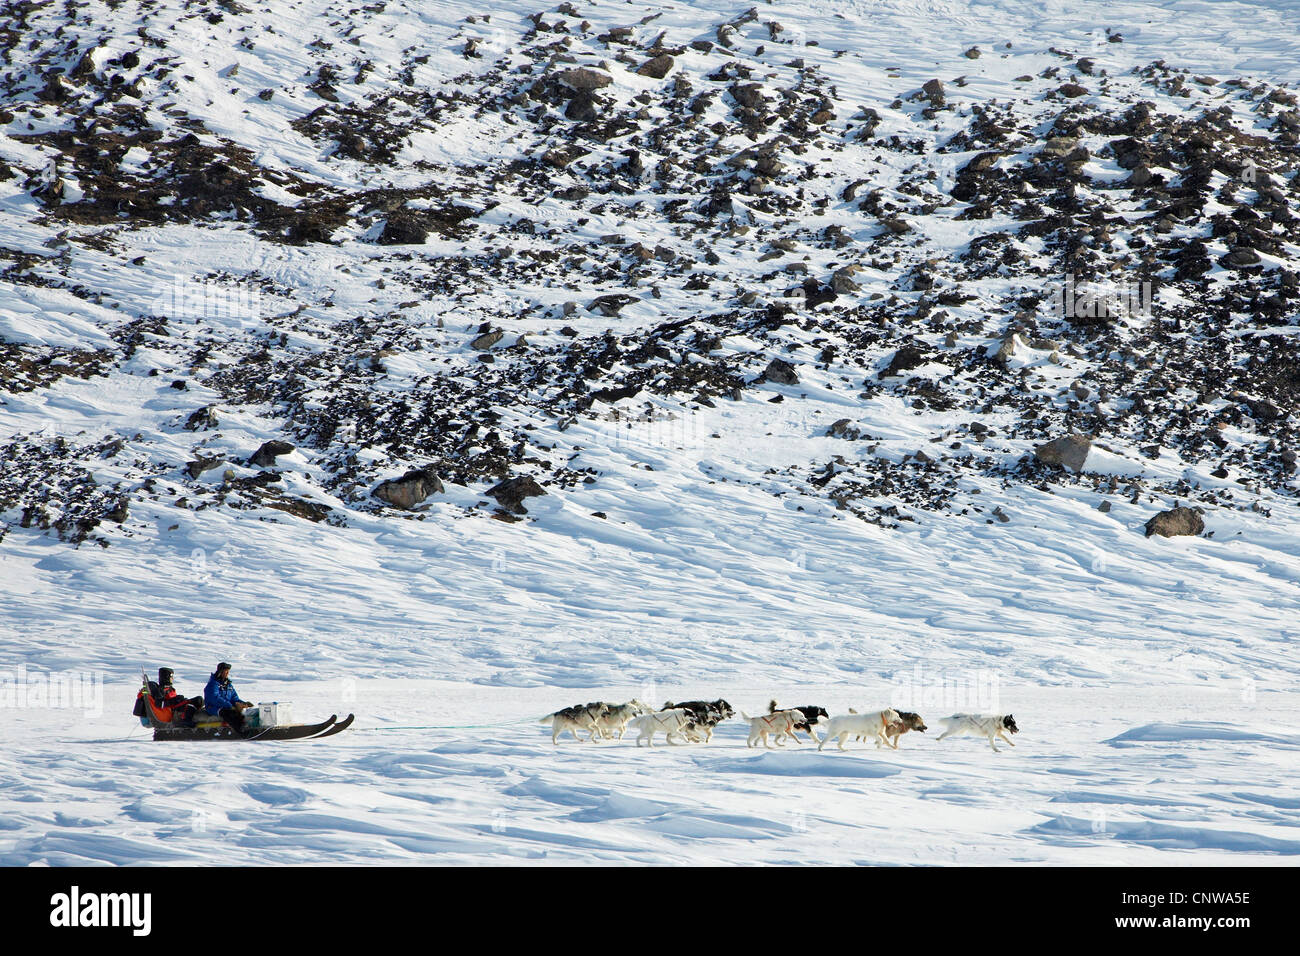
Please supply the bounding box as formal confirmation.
[2,0,1299,866]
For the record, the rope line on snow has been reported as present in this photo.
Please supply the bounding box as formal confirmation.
[356,717,541,732]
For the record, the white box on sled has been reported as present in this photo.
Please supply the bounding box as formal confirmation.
[248,702,290,727]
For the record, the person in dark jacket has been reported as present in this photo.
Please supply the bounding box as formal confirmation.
[204,662,253,733]
[150,667,203,723]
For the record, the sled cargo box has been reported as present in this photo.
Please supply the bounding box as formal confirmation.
[246,702,290,728]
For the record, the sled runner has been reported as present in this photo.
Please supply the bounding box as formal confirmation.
[136,673,354,741]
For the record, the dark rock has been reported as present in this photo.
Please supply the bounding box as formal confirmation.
[184,406,219,431]
[1128,165,1153,187]
[831,265,862,293]
[471,330,504,351]
[589,293,637,316]
[637,55,674,79]
[554,67,612,91]
[376,211,428,245]
[373,468,445,510]
[842,178,871,201]
[186,456,225,479]
[762,357,799,385]
[104,496,129,524]
[801,278,838,308]
[263,496,332,523]
[1223,246,1262,267]
[827,419,862,440]
[38,73,72,103]
[853,108,881,139]
[731,83,765,109]
[251,440,295,467]
[563,90,599,122]
[881,344,927,377]
[1241,396,1281,421]
[486,475,547,514]
[1144,506,1205,538]
[1034,434,1093,472]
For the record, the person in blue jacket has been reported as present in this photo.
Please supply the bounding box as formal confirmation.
[205,661,253,734]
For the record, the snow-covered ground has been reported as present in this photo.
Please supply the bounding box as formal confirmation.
[3,0,1300,865]
[4,679,1299,865]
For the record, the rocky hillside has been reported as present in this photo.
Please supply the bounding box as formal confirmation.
[1,0,1298,549]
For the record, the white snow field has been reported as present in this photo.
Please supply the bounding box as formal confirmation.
[3,0,1300,865]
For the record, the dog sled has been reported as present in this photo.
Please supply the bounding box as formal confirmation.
[135,673,354,741]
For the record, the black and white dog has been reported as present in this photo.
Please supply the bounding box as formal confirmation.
[769,700,829,742]
[935,713,1019,753]
[663,699,735,743]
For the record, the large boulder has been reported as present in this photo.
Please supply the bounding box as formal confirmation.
[250,440,295,467]
[373,468,445,510]
[1223,246,1262,268]
[637,55,674,79]
[921,78,945,105]
[880,344,927,378]
[801,278,838,308]
[827,419,863,440]
[1034,434,1093,472]
[376,211,428,245]
[831,265,862,293]
[762,357,799,385]
[554,67,612,92]
[563,91,599,123]
[470,329,503,351]
[487,475,547,515]
[186,456,225,479]
[589,293,637,316]
[1144,506,1205,538]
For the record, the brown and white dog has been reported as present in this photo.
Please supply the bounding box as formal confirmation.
[742,708,804,748]
[845,707,925,747]
[541,702,610,744]
[934,713,1019,752]
[882,710,927,749]
[817,708,902,751]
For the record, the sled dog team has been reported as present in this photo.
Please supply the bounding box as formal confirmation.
[542,699,1020,753]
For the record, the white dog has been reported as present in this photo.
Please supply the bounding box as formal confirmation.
[628,708,694,747]
[817,709,901,751]
[934,713,1019,752]
[742,709,804,748]
[592,700,651,740]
